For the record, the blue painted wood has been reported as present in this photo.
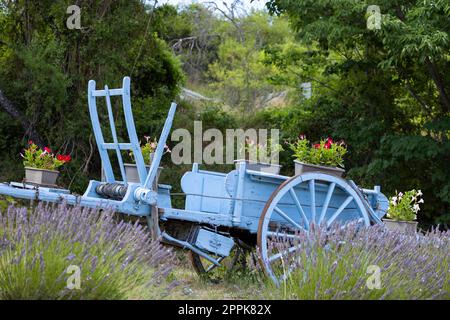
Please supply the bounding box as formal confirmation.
[289,188,309,230]
[144,102,177,190]
[161,231,222,266]
[3,72,389,235]
[181,170,232,214]
[233,160,247,225]
[0,76,392,285]
[0,182,151,216]
[88,80,115,182]
[88,76,147,185]
[257,172,374,285]
[319,182,335,224]
[104,85,127,183]
[161,207,233,226]
[309,179,316,222]
[121,77,148,185]
[178,165,387,233]
[195,229,235,257]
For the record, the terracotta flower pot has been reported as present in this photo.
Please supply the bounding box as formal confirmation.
[234,159,282,175]
[382,219,418,233]
[294,160,345,177]
[25,167,59,186]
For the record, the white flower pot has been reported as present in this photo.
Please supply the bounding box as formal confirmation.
[25,167,59,186]
[382,219,418,233]
[234,159,282,175]
[294,160,345,177]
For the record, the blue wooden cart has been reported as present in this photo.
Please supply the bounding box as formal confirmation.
[0,77,389,284]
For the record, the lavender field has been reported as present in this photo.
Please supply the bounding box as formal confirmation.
[0,203,448,300]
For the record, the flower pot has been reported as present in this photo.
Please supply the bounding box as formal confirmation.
[382,219,418,233]
[25,167,59,186]
[234,160,282,175]
[294,160,345,177]
[124,163,162,185]
[124,152,157,183]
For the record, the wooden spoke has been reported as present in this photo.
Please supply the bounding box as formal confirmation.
[268,244,301,262]
[266,231,301,240]
[309,179,316,223]
[326,196,354,227]
[289,188,309,229]
[258,172,374,286]
[318,182,336,224]
[274,206,303,230]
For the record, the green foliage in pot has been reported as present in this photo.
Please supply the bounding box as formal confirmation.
[387,189,424,221]
[289,136,347,168]
[241,137,284,163]
[129,136,170,164]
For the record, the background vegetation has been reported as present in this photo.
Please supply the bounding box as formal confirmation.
[0,0,448,228]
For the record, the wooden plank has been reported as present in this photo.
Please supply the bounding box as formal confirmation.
[91,88,124,97]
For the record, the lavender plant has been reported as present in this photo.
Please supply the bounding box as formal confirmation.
[261,223,449,300]
[0,203,175,299]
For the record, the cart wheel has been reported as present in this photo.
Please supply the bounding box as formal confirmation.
[257,172,371,285]
[187,240,251,282]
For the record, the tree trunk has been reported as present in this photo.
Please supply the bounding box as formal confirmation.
[0,88,44,147]
[424,57,450,113]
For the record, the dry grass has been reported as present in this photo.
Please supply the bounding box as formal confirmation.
[166,267,262,300]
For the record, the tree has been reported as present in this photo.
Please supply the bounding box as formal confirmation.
[206,9,293,111]
[0,0,183,190]
[264,0,450,226]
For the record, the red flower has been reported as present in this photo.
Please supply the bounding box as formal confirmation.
[44,147,52,154]
[57,154,71,163]
[324,137,333,149]
[28,140,33,145]
[314,143,321,149]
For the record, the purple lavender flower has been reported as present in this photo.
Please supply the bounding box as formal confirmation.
[0,203,176,299]
[261,223,449,300]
